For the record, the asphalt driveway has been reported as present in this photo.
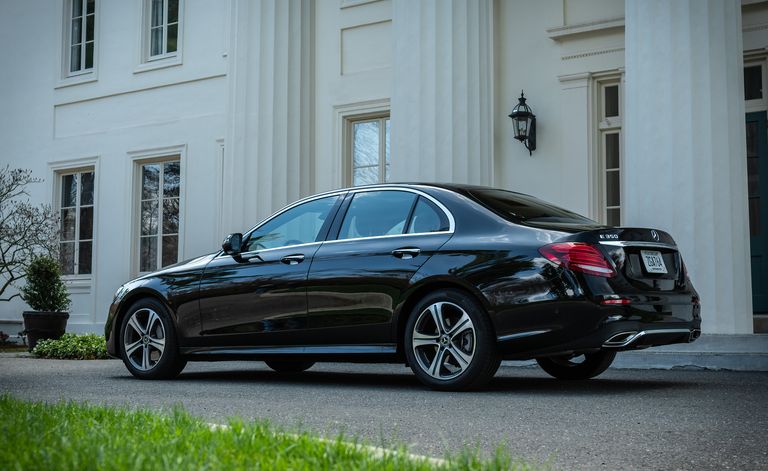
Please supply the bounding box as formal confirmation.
[1,355,766,470]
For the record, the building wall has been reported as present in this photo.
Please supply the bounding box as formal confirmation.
[0,0,228,331]
[0,0,765,336]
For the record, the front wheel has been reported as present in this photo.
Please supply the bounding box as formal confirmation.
[120,298,186,380]
[536,350,616,380]
[405,289,500,391]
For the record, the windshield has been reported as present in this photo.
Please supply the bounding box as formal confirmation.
[469,189,597,224]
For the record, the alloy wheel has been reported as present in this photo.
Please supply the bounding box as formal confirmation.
[411,301,476,380]
[123,308,166,371]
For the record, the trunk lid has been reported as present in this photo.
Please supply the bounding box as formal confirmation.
[584,227,684,292]
[542,226,687,292]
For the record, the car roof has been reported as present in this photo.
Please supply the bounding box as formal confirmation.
[311,182,534,200]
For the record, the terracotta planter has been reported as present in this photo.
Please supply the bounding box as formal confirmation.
[22,311,69,352]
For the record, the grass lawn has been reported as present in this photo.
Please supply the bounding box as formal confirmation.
[0,395,541,470]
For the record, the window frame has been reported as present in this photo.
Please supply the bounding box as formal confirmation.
[594,76,623,226]
[346,114,391,187]
[134,156,181,274]
[128,146,186,277]
[52,164,97,281]
[140,0,183,67]
[326,187,455,244]
[240,194,343,254]
[745,59,768,113]
[62,0,98,80]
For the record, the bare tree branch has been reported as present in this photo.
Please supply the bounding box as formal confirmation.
[0,166,60,302]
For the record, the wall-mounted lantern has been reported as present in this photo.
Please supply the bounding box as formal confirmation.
[508,90,536,155]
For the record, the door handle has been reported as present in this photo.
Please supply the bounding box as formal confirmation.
[281,254,305,265]
[392,247,421,259]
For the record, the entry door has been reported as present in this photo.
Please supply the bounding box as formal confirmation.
[746,112,768,314]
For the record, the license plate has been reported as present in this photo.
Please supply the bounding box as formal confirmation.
[640,250,667,274]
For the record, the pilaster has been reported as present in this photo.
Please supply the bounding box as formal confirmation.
[223,0,312,232]
[390,0,494,185]
[624,0,752,333]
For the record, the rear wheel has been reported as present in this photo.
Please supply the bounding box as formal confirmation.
[536,350,616,380]
[265,360,315,373]
[120,298,186,380]
[405,289,500,391]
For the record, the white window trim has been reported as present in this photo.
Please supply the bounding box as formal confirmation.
[127,145,186,277]
[136,0,184,73]
[333,99,391,188]
[48,156,100,286]
[592,72,624,226]
[347,115,390,186]
[57,0,99,87]
[745,57,768,113]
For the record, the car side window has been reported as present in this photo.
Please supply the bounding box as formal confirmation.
[243,195,339,252]
[338,191,416,240]
[406,197,449,234]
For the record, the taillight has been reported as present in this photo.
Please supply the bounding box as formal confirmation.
[538,242,616,278]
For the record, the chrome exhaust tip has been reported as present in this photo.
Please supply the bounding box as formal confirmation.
[603,331,641,348]
[689,329,701,342]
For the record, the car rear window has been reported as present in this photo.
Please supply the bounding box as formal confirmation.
[469,189,596,224]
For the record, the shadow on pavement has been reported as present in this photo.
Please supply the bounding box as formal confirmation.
[111,367,698,395]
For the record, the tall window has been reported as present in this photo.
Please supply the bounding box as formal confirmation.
[146,0,180,60]
[138,159,180,272]
[597,81,622,226]
[348,116,390,186]
[66,0,96,75]
[59,170,95,276]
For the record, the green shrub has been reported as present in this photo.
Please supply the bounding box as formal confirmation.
[32,333,108,360]
[20,255,71,312]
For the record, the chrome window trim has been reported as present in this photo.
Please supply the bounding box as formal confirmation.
[236,241,323,259]
[344,186,456,233]
[227,185,456,255]
[599,240,678,250]
[243,190,349,236]
[321,230,453,246]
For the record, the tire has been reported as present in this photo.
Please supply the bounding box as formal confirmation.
[404,289,500,391]
[119,298,186,380]
[536,350,616,380]
[265,359,315,373]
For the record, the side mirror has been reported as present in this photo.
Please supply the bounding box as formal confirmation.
[222,233,243,256]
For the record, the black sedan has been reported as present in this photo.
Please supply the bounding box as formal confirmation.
[106,183,701,390]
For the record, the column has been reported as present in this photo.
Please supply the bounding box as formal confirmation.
[222,0,312,233]
[624,0,752,333]
[390,0,494,185]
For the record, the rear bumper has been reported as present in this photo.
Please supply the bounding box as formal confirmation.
[495,298,701,360]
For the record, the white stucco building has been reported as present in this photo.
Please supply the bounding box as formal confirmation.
[0,0,766,348]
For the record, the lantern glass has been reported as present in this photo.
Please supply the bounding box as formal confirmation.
[516,118,528,139]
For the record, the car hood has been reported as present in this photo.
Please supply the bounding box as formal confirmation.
[131,252,219,282]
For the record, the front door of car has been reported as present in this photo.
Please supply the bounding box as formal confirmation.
[306,190,453,345]
[197,194,343,346]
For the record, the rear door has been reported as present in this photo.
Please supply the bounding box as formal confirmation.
[306,189,453,345]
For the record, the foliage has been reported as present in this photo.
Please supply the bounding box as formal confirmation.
[0,166,59,302]
[20,255,70,312]
[32,333,107,360]
[0,395,543,471]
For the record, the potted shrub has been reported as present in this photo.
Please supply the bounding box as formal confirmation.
[21,256,71,351]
